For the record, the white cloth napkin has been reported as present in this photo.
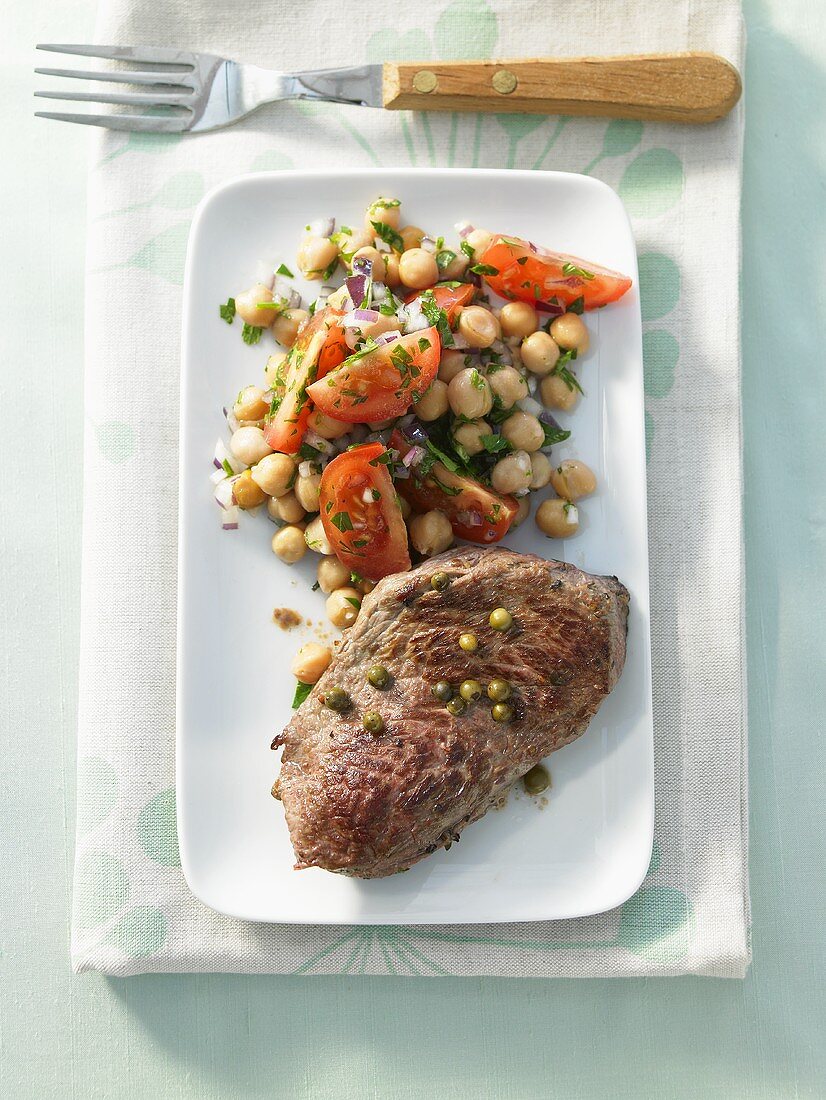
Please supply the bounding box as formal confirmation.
[72,0,749,977]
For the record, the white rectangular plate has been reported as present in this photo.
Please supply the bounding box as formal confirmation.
[178,168,653,925]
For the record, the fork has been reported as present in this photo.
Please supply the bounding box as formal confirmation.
[34,44,742,133]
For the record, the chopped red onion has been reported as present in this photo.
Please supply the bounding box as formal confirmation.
[403,313,430,334]
[226,410,240,432]
[451,331,471,349]
[535,298,566,316]
[352,256,374,278]
[455,221,474,239]
[221,505,240,531]
[393,464,411,479]
[405,422,429,445]
[420,236,437,254]
[214,438,246,474]
[345,274,369,307]
[274,276,301,310]
[402,445,426,468]
[517,396,543,417]
[539,409,564,431]
[209,467,228,486]
[371,282,387,302]
[342,308,380,327]
[456,509,484,527]
[308,217,335,239]
[374,237,391,253]
[565,504,579,526]
[398,413,417,428]
[254,260,277,289]
[298,460,317,479]
[304,429,332,453]
[490,339,512,366]
[214,477,237,509]
[374,331,401,346]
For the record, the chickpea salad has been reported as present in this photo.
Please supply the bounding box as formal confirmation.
[211,195,632,698]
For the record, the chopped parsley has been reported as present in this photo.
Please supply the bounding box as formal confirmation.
[568,295,585,315]
[516,256,529,266]
[436,248,457,270]
[344,596,362,610]
[480,433,511,455]
[242,323,263,345]
[299,442,322,462]
[553,349,584,394]
[470,263,499,276]
[469,368,486,391]
[292,680,313,709]
[460,240,475,260]
[368,450,394,467]
[221,458,235,477]
[320,255,340,282]
[561,261,595,280]
[219,297,236,324]
[331,511,354,532]
[276,263,294,278]
[311,580,320,591]
[371,220,404,252]
[420,290,454,347]
[541,423,572,448]
[417,336,431,353]
[349,571,364,585]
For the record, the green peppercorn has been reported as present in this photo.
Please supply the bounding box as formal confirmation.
[459,632,478,653]
[431,571,450,592]
[459,679,482,702]
[491,702,514,723]
[367,664,391,689]
[432,680,454,703]
[324,687,350,712]
[487,678,512,702]
[446,696,467,717]
[489,607,513,632]
[362,711,385,735]
[522,764,550,795]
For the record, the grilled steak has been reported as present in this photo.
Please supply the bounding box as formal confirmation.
[273,546,629,878]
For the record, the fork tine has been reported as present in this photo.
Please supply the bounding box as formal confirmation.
[35,89,192,108]
[35,66,194,88]
[36,43,197,68]
[34,111,188,133]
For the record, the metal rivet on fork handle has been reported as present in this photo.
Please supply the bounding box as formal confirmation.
[492,69,518,95]
[412,70,438,94]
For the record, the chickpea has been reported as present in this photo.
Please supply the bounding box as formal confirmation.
[303,515,332,555]
[273,308,309,348]
[438,349,469,383]
[230,425,272,466]
[491,451,533,495]
[358,578,375,596]
[501,410,544,453]
[399,225,425,251]
[549,459,597,500]
[536,498,580,538]
[264,352,288,388]
[250,452,295,497]
[232,468,266,509]
[511,496,531,528]
[529,452,553,489]
[337,227,373,259]
[488,366,528,409]
[268,491,305,524]
[235,283,275,328]
[409,510,453,557]
[271,524,306,563]
[521,330,561,376]
[290,642,332,684]
[399,248,439,290]
[365,198,401,231]
[307,409,350,440]
[233,385,269,423]
[398,495,412,520]
[448,367,493,420]
[327,587,362,629]
[382,251,402,288]
[499,301,539,340]
[415,379,449,422]
[550,312,590,353]
[457,305,500,349]
[296,234,338,280]
[317,556,351,594]
[465,228,493,255]
[438,251,469,281]
[294,472,322,513]
[350,246,386,273]
[453,419,491,457]
[540,372,579,411]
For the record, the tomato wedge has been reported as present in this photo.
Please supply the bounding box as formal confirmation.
[319,443,411,580]
[391,431,518,544]
[403,282,476,324]
[306,327,440,424]
[263,307,349,454]
[478,236,632,311]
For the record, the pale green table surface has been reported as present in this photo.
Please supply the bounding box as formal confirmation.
[3,0,824,1096]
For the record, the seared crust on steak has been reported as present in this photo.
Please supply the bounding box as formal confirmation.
[274,546,629,878]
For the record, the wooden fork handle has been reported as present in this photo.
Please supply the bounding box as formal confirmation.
[382,52,741,124]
